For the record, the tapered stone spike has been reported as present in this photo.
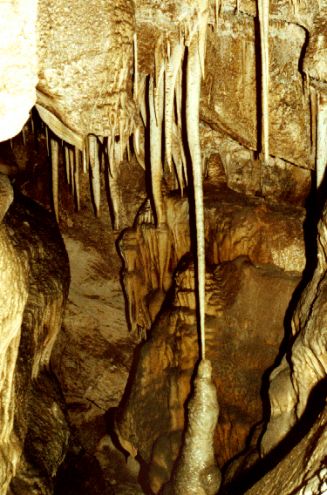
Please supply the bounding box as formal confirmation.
[157,226,171,290]
[186,34,206,360]
[310,86,317,152]
[133,128,145,170]
[165,42,185,171]
[171,122,185,193]
[50,136,59,222]
[64,145,70,185]
[106,161,121,231]
[74,147,81,211]
[22,127,26,146]
[69,147,75,198]
[108,134,116,176]
[133,32,138,101]
[197,0,209,79]
[119,119,124,162]
[88,135,101,217]
[258,0,270,164]
[149,76,165,226]
[45,125,50,156]
[316,93,327,188]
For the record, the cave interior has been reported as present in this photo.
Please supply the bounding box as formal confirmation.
[0,0,326,494]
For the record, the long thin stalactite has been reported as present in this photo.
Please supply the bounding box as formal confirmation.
[258,0,270,164]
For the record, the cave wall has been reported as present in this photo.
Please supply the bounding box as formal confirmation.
[0,0,327,494]
[0,176,70,495]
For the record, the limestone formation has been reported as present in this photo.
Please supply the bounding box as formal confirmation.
[0,181,70,495]
[115,255,302,491]
[261,200,327,456]
[0,0,327,493]
[0,1,38,141]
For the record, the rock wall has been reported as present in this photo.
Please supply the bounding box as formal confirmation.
[115,190,305,492]
[0,0,326,493]
[0,175,70,495]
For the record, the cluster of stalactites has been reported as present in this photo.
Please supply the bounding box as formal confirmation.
[131,1,211,228]
[35,101,136,230]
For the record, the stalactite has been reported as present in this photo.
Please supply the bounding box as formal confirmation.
[157,226,172,291]
[69,147,75,199]
[64,145,70,185]
[165,42,185,172]
[133,74,147,170]
[154,36,165,126]
[82,140,88,174]
[186,28,207,360]
[133,32,139,102]
[258,0,270,164]
[149,75,165,225]
[106,135,124,231]
[74,146,81,211]
[310,85,317,154]
[316,93,327,188]
[88,134,101,217]
[215,0,220,31]
[45,124,50,156]
[119,117,125,162]
[22,127,26,146]
[50,136,59,222]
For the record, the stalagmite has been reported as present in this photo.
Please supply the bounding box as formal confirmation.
[316,93,327,188]
[50,136,59,222]
[149,76,165,225]
[258,0,270,164]
[163,361,221,495]
[88,134,101,217]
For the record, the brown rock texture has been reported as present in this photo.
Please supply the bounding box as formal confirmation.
[115,253,301,492]
[261,200,327,456]
[0,184,70,495]
[0,1,38,141]
[120,187,305,336]
[36,0,136,146]
[0,0,327,493]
